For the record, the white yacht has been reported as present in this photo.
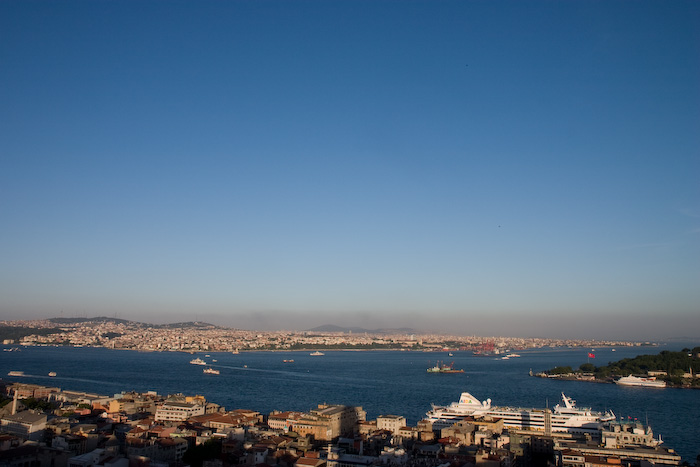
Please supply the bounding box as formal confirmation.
[190,358,207,365]
[425,392,615,433]
[310,351,325,356]
[615,375,666,388]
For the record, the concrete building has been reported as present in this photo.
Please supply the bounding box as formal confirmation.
[268,411,305,432]
[124,437,188,462]
[0,411,48,441]
[376,415,406,435]
[0,444,72,467]
[67,448,129,467]
[601,422,661,448]
[154,400,205,422]
[326,448,378,467]
[295,405,366,441]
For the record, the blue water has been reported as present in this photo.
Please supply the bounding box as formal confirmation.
[1,344,698,462]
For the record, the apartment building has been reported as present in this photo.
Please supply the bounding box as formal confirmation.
[154,401,205,422]
[294,405,366,441]
[376,415,406,435]
[0,411,47,441]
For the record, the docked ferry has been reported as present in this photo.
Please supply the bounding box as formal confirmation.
[425,392,615,433]
[615,375,666,388]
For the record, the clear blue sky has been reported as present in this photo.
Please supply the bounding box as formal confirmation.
[1,1,698,340]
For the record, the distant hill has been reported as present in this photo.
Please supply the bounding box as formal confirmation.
[49,317,136,326]
[0,325,65,341]
[48,317,217,329]
[153,322,217,329]
[307,324,417,334]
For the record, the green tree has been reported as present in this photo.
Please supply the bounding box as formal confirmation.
[21,398,55,412]
[550,366,573,375]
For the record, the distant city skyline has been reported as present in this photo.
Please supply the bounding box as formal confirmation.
[1,1,698,341]
[5,311,698,343]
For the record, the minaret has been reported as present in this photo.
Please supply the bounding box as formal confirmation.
[11,389,18,415]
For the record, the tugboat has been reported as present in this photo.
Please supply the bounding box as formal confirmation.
[427,361,465,373]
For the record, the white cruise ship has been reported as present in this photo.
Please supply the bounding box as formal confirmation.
[425,392,615,433]
[615,375,666,388]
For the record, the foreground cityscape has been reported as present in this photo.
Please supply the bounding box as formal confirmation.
[0,318,694,467]
[0,377,685,467]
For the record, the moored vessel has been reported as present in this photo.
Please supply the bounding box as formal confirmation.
[615,375,666,388]
[427,361,465,373]
[425,391,615,433]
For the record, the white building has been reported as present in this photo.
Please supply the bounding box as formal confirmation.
[155,401,205,422]
[377,415,406,435]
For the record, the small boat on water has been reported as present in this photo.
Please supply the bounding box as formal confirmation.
[7,371,24,377]
[190,358,207,365]
[283,359,295,363]
[48,372,57,377]
[203,367,220,375]
[310,351,324,356]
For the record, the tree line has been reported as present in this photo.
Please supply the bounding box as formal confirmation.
[546,347,700,387]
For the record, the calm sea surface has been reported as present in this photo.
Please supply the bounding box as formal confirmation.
[1,343,698,462]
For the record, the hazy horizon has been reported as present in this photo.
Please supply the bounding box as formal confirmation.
[1,1,698,342]
[3,310,698,343]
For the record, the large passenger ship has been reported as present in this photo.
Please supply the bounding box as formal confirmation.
[615,375,666,388]
[425,392,615,433]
